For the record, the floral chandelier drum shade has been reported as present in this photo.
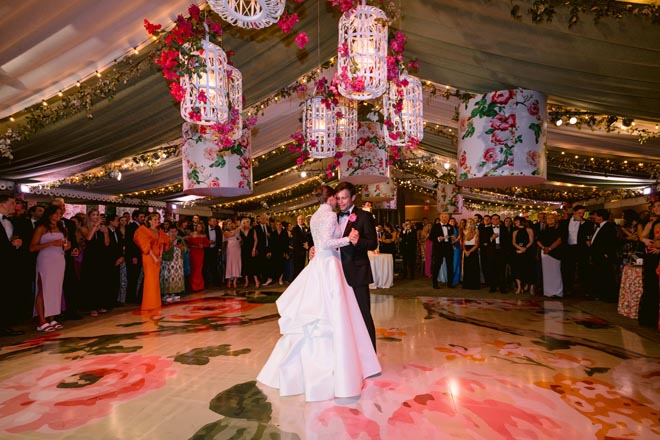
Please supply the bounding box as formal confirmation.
[337,2,388,100]
[336,97,358,152]
[180,38,229,126]
[338,121,389,184]
[362,178,396,202]
[208,0,285,29]
[383,72,424,146]
[303,96,337,158]
[182,123,253,197]
[437,184,463,214]
[457,88,547,188]
[227,65,243,140]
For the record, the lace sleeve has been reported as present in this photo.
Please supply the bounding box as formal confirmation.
[315,208,350,250]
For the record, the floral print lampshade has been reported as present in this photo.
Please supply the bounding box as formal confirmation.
[457,89,547,188]
[437,184,463,214]
[338,121,389,184]
[362,178,396,202]
[182,123,252,197]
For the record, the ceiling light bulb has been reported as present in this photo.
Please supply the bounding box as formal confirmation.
[555,119,563,126]
[444,162,451,170]
[133,47,139,55]
[96,71,101,78]
[569,117,577,124]
[300,171,307,178]
[116,171,122,181]
[58,91,63,97]
[9,117,15,122]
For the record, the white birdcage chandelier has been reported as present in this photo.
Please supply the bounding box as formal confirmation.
[337,0,388,100]
[303,96,337,158]
[227,64,243,139]
[383,71,424,146]
[180,34,228,126]
[208,0,285,29]
[336,97,358,152]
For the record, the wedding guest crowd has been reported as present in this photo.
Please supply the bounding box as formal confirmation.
[3,192,659,335]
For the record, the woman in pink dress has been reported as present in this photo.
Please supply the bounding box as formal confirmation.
[185,221,210,292]
[30,205,70,332]
[223,219,242,289]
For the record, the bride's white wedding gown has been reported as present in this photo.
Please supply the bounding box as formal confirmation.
[257,203,381,401]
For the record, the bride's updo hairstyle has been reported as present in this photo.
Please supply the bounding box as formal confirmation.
[314,185,336,203]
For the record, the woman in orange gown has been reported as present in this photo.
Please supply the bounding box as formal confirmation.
[185,221,210,292]
[133,213,169,310]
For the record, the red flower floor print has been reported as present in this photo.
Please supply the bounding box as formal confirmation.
[0,354,175,434]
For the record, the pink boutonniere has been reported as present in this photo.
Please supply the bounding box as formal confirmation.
[348,213,357,223]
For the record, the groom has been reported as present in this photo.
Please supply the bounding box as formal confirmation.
[335,181,378,351]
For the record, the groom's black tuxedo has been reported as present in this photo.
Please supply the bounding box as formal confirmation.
[339,206,378,350]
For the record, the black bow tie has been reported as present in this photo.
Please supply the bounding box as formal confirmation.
[338,210,350,217]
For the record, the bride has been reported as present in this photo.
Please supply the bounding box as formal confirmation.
[257,185,381,402]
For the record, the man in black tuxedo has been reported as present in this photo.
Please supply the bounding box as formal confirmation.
[479,214,492,285]
[487,214,511,293]
[13,204,44,318]
[587,209,619,302]
[336,181,378,350]
[429,212,455,289]
[291,215,309,280]
[204,217,222,287]
[254,213,272,285]
[559,205,593,296]
[399,220,417,279]
[124,209,145,303]
[0,194,25,335]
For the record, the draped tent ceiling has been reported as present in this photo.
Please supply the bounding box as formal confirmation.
[1,0,659,212]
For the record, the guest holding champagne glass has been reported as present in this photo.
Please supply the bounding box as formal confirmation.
[134,213,169,310]
[30,205,70,332]
[81,209,110,317]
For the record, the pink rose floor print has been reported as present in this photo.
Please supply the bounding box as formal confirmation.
[0,290,658,439]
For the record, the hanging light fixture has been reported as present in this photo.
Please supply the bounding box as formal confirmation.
[227,64,243,140]
[208,0,285,29]
[383,71,424,146]
[180,31,228,126]
[337,0,388,100]
[303,96,337,158]
[335,97,358,151]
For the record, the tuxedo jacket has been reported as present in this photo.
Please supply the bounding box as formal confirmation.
[124,221,141,260]
[13,217,37,253]
[429,223,456,255]
[204,225,222,249]
[0,218,21,276]
[559,218,594,249]
[108,227,125,263]
[339,207,377,287]
[589,221,618,264]
[291,224,309,255]
[254,223,271,254]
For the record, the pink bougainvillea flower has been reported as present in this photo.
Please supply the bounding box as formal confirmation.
[197,90,207,104]
[277,12,299,34]
[169,82,185,101]
[143,19,162,36]
[295,32,309,49]
[0,354,175,433]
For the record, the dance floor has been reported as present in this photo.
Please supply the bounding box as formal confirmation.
[1,286,659,439]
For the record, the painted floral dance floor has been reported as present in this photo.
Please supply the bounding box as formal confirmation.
[0,291,659,439]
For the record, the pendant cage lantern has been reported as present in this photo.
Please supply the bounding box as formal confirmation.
[227,65,243,140]
[336,97,358,152]
[208,0,285,29]
[337,1,388,100]
[383,72,424,146]
[180,36,229,126]
[303,96,337,158]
